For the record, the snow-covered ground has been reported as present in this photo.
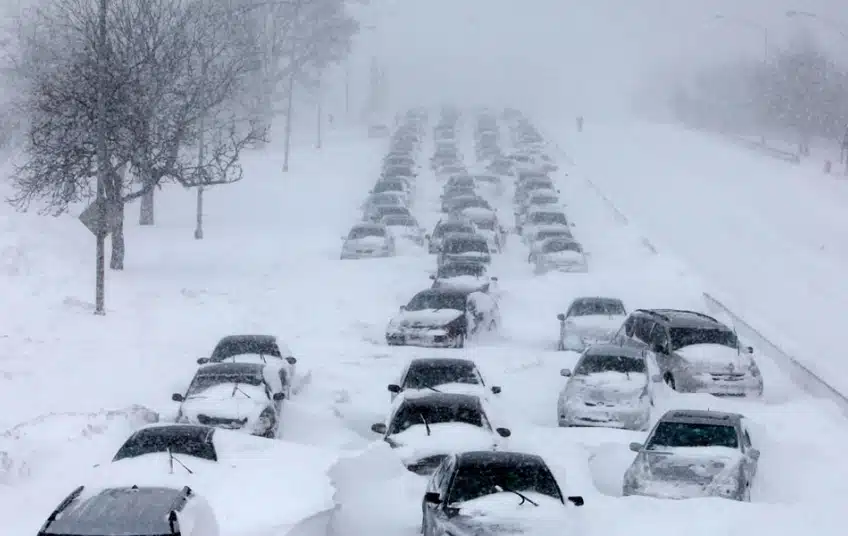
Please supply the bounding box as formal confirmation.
[1,112,847,535]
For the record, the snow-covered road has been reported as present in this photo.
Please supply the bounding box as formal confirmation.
[0,113,846,535]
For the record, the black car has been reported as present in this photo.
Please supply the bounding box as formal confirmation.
[37,485,219,536]
[422,451,584,536]
[200,334,296,366]
[388,357,501,400]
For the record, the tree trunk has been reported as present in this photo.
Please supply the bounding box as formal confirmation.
[139,186,155,225]
[110,201,126,270]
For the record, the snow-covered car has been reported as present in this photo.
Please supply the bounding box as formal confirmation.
[557,344,653,430]
[446,174,477,191]
[171,362,287,438]
[486,157,514,177]
[471,174,504,197]
[367,205,412,224]
[382,214,425,245]
[386,287,500,348]
[370,392,511,474]
[427,220,477,254]
[431,261,496,292]
[363,191,406,210]
[436,162,468,177]
[556,297,627,351]
[441,189,478,212]
[422,451,584,536]
[459,208,503,253]
[437,233,492,268]
[514,174,554,203]
[520,209,571,242]
[388,357,502,402]
[198,334,297,394]
[527,226,575,262]
[445,195,493,216]
[520,189,561,215]
[372,178,412,204]
[613,309,763,397]
[623,409,760,501]
[37,483,219,536]
[340,223,396,259]
[533,238,588,274]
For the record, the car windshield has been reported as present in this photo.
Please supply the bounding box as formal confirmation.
[349,226,386,239]
[544,240,580,253]
[445,238,488,254]
[670,327,738,351]
[438,263,485,278]
[435,224,473,237]
[406,292,467,312]
[187,372,264,396]
[212,339,281,360]
[405,363,480,389]
[472,219,495,230]
[454,199,490,210]
[536,229,570,241]
[570,300,625,316]
[113,429,217,462]
[530,212,568,225]
[378,207,409,218]
[449,459,562,503]
[647,422,739,449]
[532,195,558,204]
[384,216,414,227]
[575,355,645,375]
[389,401,484,434]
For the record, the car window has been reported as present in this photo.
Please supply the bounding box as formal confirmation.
[633,317,655,344]
[649,325,670,350]
[647,422,739,449]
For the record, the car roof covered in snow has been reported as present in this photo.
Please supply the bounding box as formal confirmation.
[196,361,266,376]
[413,287,475,299]
[408,357,477,369]
[571,296,624,307]
[660,409,743,425]
[583,343,644,359]
[352,222,388,231]
[456,450,548,470]
[442,232,487,245]
[217,334,276,345]
[42,485,190,536]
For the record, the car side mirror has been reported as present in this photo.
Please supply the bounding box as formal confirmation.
[629,442,643,452]
[491,386,502,394]
[557,313,566,321]
[273,392,285,401]
[747,346,754,354]
[429,274,436,280]
[197,357,209,365]
[560,368,571,377]
[371,422,387,434]
[399,305,407,312]
[387,384,402,393]
[490,276,498,282]
[286,356,297,365]
[424,492,441,505]
[172,393,185,402]
[749,448,760,460]
[567,496,584,507]
[495,427,511,438]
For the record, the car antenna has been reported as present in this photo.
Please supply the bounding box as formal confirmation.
[167,447,193,475]
[419,413,431,436]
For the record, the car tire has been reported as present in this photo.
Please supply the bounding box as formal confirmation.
[664,373,677,391]
[261,417,278,439]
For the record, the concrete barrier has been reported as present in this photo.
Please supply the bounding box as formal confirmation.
[702,293,848,417]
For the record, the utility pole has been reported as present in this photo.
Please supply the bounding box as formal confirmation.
[94,0,108,315]
[282,70,295,172]
[316,75,322,149]
[194,56,207,239]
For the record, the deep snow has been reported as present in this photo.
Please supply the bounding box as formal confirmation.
[0,112,845,536]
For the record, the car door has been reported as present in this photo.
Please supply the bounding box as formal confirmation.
[739,424,758,480]
[428,456,458,535]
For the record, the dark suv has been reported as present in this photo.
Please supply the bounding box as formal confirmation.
[37,485,219,536]
[613,309,763,397]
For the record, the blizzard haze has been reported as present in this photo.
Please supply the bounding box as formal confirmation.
[356,0,847,120]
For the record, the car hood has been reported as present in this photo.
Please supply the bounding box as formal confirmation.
[435,275,488,291]
[676,344,752,372]
[345,236,387,248]
[637,447,742,486]
[180,385,269,421]
[566,314,626,333]
[388,423,499,464]
[451,493,570,536]
[394,309,464,328]
[568,372,647,400]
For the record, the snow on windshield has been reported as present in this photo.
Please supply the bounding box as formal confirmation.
[349,227,386,239]
[188,372,264,395]
[647,422,738,449]
[390,402,483,434]
[575,355,645,375]
[530,212,568,225]
[438,263,484,278]
[543,240,580,253]
[406,292,467,312]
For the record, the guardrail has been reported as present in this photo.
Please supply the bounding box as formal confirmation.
[723,134,801,164]
[702,293,848,417]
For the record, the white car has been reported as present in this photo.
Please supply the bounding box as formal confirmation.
[459,207,504,253]
[369,391,511,474]
[533,237,588,274]
[198,334,298,396]
[387,357,502,401]
[557,297,627,352]
[341,223,396,259]
[527,225,575,262]
[557,344,653,430]
[382,214,425,245]
[171,362,288,438]
[521,209,572,243]
[430,261,497,292]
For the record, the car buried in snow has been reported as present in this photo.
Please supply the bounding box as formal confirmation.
[623,409,759,501]
[557,344,653,430]
[171,362,287,438]
[613,309,764,397]
[527,226,575,263]
[437,233,492,268]
[388,357,502,402]
[198,334,297,394]
[370,392,510,475]
[340,222,397,259]
[532,238,588,274]
[557,297,627,351]
[520,208,572,243]
[386,287,499,348]
[427,220,477,254]
[458,208,504,253]
[430,261,497,293]
[382,214,425,245]
[422,451,584,536]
